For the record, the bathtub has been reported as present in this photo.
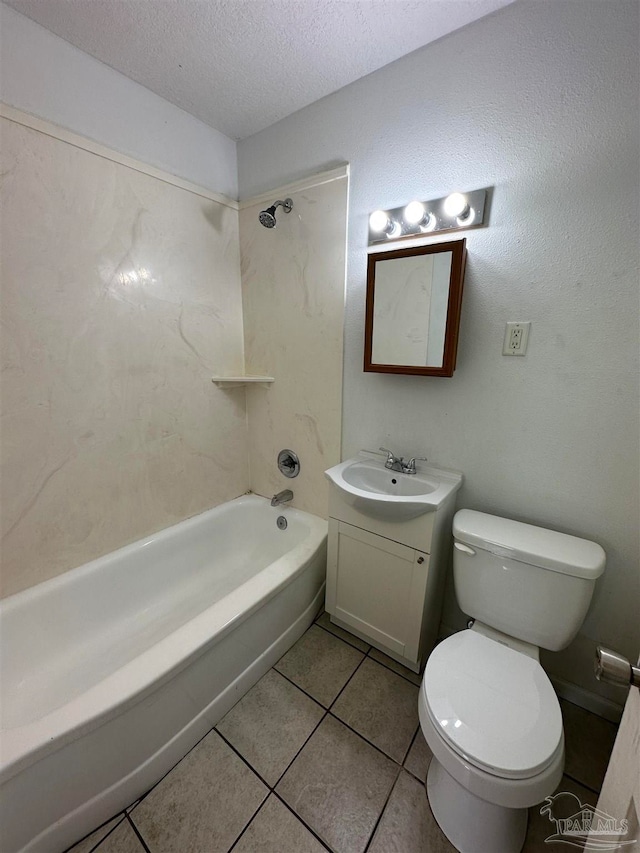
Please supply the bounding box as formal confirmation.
[0,495,327,853]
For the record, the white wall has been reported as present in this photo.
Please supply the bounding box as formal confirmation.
[238,0,640,710]
[0,3,237,198]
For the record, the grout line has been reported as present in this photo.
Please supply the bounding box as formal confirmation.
[273,792,334,852]
[215,728,273,790]
[271,710,329,789]
[63,812,128,853]
[403,760,430,785]
[365,648,423,688]
[226,791,271,853]
[326,710,404,766]
[273,667,337,709]
[126,814,152,853]
[127,719,222,814]
[126,797,143,814]
[399,723,421,766]
[328,654,368,711]
[314,616,371,654]
[363,765,402,853]
[401,728,433,784]
[268,668,327,713]
[563,771,602,797]
[404,727,420,756]
[310,619,369,658]
[400,726,421,770]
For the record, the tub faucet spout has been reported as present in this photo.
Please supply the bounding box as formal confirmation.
[271,489,293,507]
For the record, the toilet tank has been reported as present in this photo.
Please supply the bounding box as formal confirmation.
[452,510,606,651]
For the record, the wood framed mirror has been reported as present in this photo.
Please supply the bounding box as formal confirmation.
[364,238,466,377]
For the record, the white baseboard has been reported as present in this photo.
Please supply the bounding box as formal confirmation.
[550,675,623,724]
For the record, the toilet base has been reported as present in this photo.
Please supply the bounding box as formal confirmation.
[427,757,528,853]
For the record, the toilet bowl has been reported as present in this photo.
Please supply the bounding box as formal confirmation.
[419,509,605,853]
[419,628,564,852]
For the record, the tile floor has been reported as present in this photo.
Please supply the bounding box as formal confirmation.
[67,612,619,853]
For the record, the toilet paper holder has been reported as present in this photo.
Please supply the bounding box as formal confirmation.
[594,645,640,689]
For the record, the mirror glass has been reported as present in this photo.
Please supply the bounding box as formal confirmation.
[364,239,466,377]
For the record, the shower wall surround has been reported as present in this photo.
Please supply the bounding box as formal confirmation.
[0,114,248,597]
[240,170,348,517]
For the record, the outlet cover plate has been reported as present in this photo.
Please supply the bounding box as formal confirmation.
[503,322,531,356]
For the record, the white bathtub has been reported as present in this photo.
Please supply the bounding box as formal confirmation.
[0,495,327,853]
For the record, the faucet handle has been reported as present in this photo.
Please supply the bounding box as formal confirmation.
[406,456,428,474]
[379,446,395,458]
[379,446,397,467]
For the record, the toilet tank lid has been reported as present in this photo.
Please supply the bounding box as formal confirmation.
[453,510,606,579]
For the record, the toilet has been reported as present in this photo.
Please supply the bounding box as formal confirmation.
[419,509,606,853]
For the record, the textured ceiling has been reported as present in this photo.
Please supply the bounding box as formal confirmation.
[5,0,513,140]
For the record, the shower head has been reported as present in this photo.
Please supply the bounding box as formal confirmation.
[258,198,293,228]
[258,207,277,228]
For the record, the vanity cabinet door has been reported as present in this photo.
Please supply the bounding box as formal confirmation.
[326,519,430,664]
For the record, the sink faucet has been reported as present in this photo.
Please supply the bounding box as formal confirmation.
[271,489,293,507]
[379,447,428,475]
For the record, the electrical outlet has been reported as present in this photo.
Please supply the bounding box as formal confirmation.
[503,322,530,356]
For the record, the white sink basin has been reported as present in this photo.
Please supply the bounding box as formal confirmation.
[325,453,462,521]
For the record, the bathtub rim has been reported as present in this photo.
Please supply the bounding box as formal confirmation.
[0,494,327,783]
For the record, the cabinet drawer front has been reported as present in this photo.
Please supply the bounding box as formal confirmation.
[326,519,429,659]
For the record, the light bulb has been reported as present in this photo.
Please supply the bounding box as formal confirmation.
[421,212,437,232]
[444,192,469,218]
[404,201,426,225]
[369,210,391,232]
[456,206,474,226]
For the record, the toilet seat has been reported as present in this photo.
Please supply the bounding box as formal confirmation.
[423,630,562,780]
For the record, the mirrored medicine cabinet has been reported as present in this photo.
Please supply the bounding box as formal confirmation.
[364,239,466,377]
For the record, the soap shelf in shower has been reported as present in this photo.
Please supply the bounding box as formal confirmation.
[211,375,275,389]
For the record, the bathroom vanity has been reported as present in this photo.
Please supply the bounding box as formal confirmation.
[324,452,462,672]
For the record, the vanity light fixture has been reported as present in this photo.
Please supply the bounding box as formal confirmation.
[368,188,487,245]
